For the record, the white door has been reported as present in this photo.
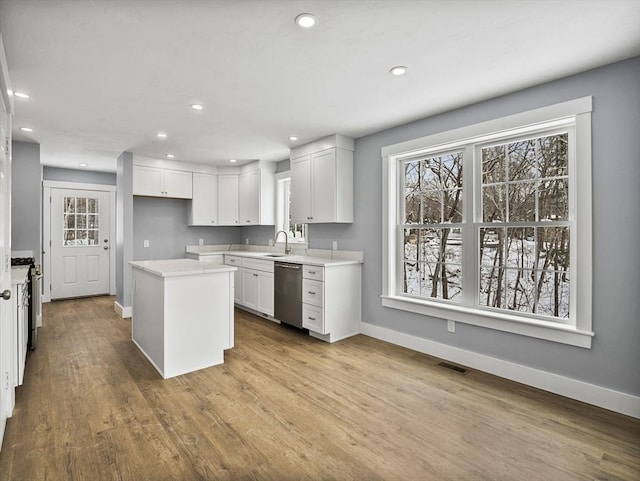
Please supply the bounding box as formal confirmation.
[50,188,110,299]
[0,109,13,425]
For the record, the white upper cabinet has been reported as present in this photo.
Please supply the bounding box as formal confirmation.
[189,173,217,225]
[290,134,354,224]
[239,170,259,224]
[218,174,240,225]
[238,165,275,226]
[133,165,193,199]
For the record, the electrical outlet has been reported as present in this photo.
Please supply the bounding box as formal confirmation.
[198,238,204,246]
[245,238,249,245]
[332,240,338,250]
[143,240,149,248]
[268,239,274,247]
[447,320,455,333]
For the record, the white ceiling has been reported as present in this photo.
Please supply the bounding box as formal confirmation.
[1,0,639,173]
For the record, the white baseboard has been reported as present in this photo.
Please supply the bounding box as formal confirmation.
[360,321,640,419]
[114,301,132,318]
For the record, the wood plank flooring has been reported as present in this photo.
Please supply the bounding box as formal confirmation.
[1,296,638,480]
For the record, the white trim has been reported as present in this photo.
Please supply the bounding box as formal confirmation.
[42,181,116,301]
[382,97,593,347]
[381,295,593,348]
[360,321,640,419]
[113,301,132,318]
[42,180,116,192]
[382,96,592,157]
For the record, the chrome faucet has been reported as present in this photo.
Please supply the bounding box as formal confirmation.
[274,230,291,255]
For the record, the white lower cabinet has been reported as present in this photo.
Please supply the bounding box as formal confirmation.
[10,268,29,387]
[302,263,361,343]
[223,254,361,340]
[226,255,274,317]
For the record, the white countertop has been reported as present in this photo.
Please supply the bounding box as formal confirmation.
[130,259,237,278]
[185,247,363,267]
[11,266,30,285]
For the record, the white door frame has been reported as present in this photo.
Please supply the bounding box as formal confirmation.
[43,181,116,302]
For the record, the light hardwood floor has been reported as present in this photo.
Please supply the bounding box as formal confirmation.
[0,296,638,480]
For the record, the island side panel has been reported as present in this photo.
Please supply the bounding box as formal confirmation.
[131,268,165,376]
[163,271,233,378]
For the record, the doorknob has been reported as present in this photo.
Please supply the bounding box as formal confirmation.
[1,289,11,300]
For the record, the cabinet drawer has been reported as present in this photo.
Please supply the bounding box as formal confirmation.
[302,279,324,307]
[199,254,223,264]
[303,265,324,281]
[225,255,242,267]
[242,257,274,273]
[302,303,325,333]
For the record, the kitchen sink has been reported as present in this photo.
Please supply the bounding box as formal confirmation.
[264,254,287,258]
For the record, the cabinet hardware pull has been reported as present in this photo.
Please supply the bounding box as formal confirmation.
[253,274,258,277]
[308,317,316,321]
[308,291,316,295]
[308,271,316,274]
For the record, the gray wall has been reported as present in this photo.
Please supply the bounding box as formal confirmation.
[240,225,277,246]
[43,166,116,185]
[133,197,239,260]
[308,57,640,397]
[11,141,41,263]
[116,152,134,309]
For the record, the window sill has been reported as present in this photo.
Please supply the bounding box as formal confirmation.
[380,295,593,348]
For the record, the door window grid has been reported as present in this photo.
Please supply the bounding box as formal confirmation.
[63,196,99,246]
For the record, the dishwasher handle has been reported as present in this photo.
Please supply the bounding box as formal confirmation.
[275,262,301,270]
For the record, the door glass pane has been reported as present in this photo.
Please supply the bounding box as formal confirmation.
[62,196,99,246]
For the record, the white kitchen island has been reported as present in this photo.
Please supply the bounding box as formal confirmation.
[130,259,237,379]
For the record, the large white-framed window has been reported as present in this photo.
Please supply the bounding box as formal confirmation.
[382,97,593,348]
[275,172,307,244]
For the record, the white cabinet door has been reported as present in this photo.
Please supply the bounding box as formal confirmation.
[133,165,164,196]
[190,173,217,225]
[163,170,193,198]
[310,149,336,223]
[257,271,274,316]
[133,165,192,198]
[239,170,259,225]
[225,256,243,303]
[218,174,239,225]
[242,269,259,309]
[291,154,312,223]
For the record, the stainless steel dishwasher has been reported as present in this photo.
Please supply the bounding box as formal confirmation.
[274,262,302,328]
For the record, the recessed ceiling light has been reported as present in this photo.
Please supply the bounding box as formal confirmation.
[79,163,88,167]
[156,132,167,139]
[390,66,408,76]
[7,89,13,96]
[19,127,33,132]
[14,91,30,99]
[295,13,317,28]
[229,159,237,163]
[190,103,204,111]
[288,136,298,141]
[166,153,175,159]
